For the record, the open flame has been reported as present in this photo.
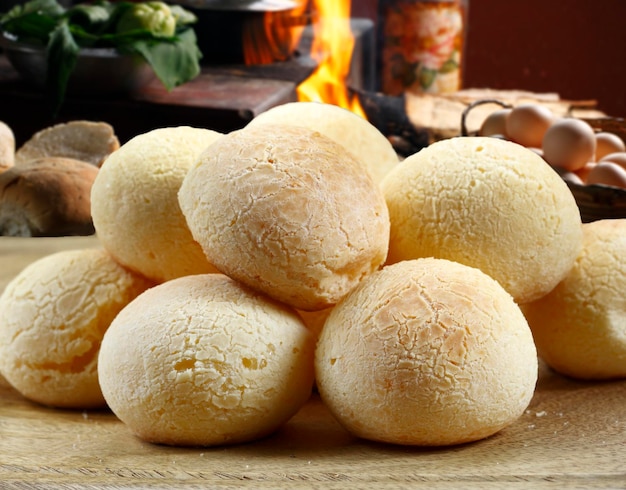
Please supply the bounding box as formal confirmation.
[296,0,366,118]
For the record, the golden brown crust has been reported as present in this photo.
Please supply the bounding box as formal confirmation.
[0,157,98,237]
[315,258,538,446]
[0,248,153,408]
[381,136,583,304]
[14,120,119,167]
[178,123,391,311]
[522,219,626,380]
[98,273,315,446]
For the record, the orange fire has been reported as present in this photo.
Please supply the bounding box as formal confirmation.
[296,0,366,118]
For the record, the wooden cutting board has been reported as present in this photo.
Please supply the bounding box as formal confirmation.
[1,236,625,489]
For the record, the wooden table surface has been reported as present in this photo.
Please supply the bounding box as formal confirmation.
[1,236,625,489]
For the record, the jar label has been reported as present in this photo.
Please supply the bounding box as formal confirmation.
[380,1,465,95]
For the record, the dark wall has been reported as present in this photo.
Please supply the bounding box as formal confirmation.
[353,0,626,117]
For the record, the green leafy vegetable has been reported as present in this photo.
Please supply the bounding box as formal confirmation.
[116,1,176,38]
[0,0,201,114]
[129,28,200,90]
[46,21,80,113]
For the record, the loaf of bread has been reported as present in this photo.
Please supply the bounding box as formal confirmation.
[0,157,98,237]
[14,120,119,167]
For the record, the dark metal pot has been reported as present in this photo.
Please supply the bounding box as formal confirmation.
[0,33,154,95]
[174,0,306,65]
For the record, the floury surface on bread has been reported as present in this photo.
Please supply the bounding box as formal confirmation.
[178,123,390,311]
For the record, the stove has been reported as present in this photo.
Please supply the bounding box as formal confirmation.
[0,8,376,145]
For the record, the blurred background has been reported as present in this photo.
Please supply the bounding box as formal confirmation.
[0,0,624,147]
[354,0,625,117]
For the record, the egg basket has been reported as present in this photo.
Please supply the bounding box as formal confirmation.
[460,99,626,223]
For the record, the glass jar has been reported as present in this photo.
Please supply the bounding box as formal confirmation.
[378,0,469,95]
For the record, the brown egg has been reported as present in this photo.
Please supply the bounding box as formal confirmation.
[595,132,625,161]
[553,167,584,185]
[586,161,626,189]
[542,118,596,172]
[599,151,626,170]
[505,104,554,148]
[576,162,597,183]
[552,165,584,185]
[561,172,584,185]
[478,108,512,137]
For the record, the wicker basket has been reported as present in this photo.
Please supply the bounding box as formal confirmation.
[567,180,626,223]
[574,117,626,222]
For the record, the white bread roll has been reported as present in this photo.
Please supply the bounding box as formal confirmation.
[0,248,153,408]
[381,136,583,304]
[315,258,538,446]
[98,273,315,447]
[247,101,399,184]
[178,123,390,311]
[91,126,222,283]
[522,219,626,380]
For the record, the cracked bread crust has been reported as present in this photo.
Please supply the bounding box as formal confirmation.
[315,257,538,446]
[0,248,153,408]
[246,101,400,185]
[98,273,315,447]
[178,123,390,311]
[381,136,583,304]
[522,219,626,380]
[90,126,223,283]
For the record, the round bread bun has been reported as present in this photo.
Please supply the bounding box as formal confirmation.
[247,101,399,184]
[98,273,315,447]
[315,258,538,446]
[14,120,119,167]
[91,126,222,283]
[0,157,98,237]
[381,136,583,304]
[521,219,626,380]
[0,248,153,408]
[0,120,15,172]
[178,123,390,311]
